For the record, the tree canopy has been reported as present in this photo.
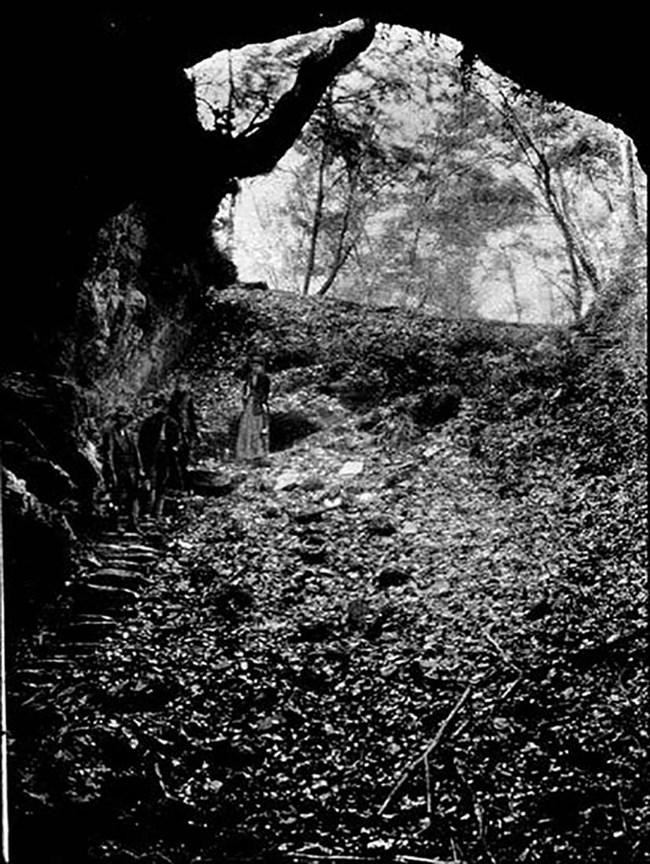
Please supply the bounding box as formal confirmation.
[191,24,646,324]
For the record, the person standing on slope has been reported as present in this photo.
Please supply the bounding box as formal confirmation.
[235,354,271,465]
[138,394,182,519]
[169,374,199,489]
[101,405,145,530]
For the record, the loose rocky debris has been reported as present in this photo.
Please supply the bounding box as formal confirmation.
[9,292,648,864]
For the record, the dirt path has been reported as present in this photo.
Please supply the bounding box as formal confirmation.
[117,370,550,856]
[12,365,645,863]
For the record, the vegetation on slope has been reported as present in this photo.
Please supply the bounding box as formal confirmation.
[10,289,647,864]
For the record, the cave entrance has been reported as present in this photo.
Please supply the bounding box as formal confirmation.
[189,21,645,329]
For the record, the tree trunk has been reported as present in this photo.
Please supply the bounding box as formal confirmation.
[502,250,523,323]
[620,131,645,239]
[316,168,360,296]
[501,104,602,316]
[302,140,329,296]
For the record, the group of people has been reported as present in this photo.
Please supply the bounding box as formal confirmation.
[100,357,272,530]
[101,378,198,530]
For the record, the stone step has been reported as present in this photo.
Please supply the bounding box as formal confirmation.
[15,668,53,680]
[97,541,159,555]
[73,584,140,615]
[75,582,140,602]
[81,569,146,590]
[56,642,104,656]
[96,546,158,563]
[33,657,75,670]
[61,619,118,641]
[98,531,143,543]
[93,557,150,573]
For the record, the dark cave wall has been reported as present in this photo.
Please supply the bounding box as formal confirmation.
[71,203,235,406]
[1,195,236,619]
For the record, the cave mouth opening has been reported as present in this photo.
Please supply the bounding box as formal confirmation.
[188,19,646,329]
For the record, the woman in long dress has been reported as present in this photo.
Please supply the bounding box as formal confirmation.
[235,355,271,463]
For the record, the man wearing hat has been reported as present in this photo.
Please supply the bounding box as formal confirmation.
[138,394,182,519]
[101,404,144,530]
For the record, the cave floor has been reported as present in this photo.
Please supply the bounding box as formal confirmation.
[9,363,646,864]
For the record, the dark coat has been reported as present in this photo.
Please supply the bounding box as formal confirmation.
[101,424,142,489]
[138,411,181,478]
[243,372,270,415]
[169,388,199,445]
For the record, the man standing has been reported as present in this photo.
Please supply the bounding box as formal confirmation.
[101,405,144,531]
[138,395,182,519]
[168,375,199,489]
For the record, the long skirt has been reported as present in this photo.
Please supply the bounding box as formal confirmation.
[236,402,269,461]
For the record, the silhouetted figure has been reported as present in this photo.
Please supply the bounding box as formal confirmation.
[138,396,182,519]
[101,405,144,530]
[235,355,270,464]
[169,375,199,489]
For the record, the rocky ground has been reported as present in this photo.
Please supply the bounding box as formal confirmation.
[9,292,648,864]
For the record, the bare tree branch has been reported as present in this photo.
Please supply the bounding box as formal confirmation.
[228,18,376,177]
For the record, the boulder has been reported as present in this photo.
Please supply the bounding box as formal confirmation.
[187,469,236,497]
[339,460,364,477]
[275,470,301,491]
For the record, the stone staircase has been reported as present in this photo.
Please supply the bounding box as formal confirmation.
[13,526,163,702]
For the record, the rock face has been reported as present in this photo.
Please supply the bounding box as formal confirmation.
[0,373,102,517]
[1,205,234,619]
[1,468,75,621]
[74,204,236,402]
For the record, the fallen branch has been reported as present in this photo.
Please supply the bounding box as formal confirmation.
[424,752,433,815]
[284,856,460,864]
[231,18,376,177]
[378,684,472,816]
[396,856,462,864]
[483,628,519,671]
[499,675,522,701]
[283,856,374,862]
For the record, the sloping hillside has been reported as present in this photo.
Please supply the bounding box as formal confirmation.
[10,289,647,864]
